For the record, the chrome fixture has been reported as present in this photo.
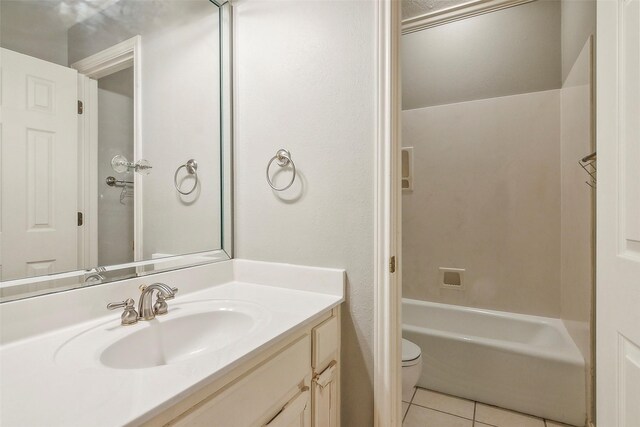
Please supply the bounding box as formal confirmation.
[106,176,134,187]
[579,151,596,189]
[106,176,135,204]
[174,159,199,195]
[111,154,152,175]
[107,298,139,325]
[138,283,178,321]
[266,149,296,191]
[84,267,107,283]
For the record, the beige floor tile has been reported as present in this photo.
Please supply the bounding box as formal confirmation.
[412,388,475,419]
[403,405,472,427]
[475,403,545,427]
[545,421,581,427]
[475,424,495,427]
[402,402,410,419]
[403,386,416,403]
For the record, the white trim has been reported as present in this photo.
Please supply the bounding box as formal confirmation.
[77,75,98,269]
[402,0,534,34]
[374,0,402,426]
[72,36,144,262]
[71,36,139,80]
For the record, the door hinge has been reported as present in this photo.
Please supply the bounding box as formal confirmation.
[77,212,84,226]
[389,256,396,273]
[77,100,83,114]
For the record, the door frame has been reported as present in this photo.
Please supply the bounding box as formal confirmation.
[72,36,143,262]
[374,0,403,426]
[76,74,98,269]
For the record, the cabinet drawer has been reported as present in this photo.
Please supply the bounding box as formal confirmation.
[171,335,311,427]
[312,315,338,372]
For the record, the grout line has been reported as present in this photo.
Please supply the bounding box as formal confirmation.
[472,401,477,426]
[409,386,417,404]
[409,391,475,421]
[409,403,475,422]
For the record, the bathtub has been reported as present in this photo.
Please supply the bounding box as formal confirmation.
[403,298,586,426]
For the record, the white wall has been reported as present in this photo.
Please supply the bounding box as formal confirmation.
[402,0,561,110]
[233,1,376,425]
[560,38,594,418]
[138,6,221,258]
[402,90,562,317]
[97,69,135,266]
[68,1,222,259]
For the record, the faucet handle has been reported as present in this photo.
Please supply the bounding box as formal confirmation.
[107,298,138,325]
[153,288,179,315]
[107,298,134,310]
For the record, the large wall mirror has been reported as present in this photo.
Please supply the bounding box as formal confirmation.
[0,0,232,302]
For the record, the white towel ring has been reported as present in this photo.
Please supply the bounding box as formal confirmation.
[174,159,198,195]
[266,149,296,191]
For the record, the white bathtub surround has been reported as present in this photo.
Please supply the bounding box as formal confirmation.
[402,299,586,426]
[402,89,562,318]
[0,260,344,426]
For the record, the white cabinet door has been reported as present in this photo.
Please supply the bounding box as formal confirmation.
[0,48,78,280]
[596,0,640,425]
[266,388,311,427]
[311,314,340,427]
[312,362,338,427]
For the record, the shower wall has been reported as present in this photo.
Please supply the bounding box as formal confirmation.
[402,0,595,322]
[402,90,562,317]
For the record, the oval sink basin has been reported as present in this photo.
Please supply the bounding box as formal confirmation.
[102,310,257,369]
[55,299,270,370]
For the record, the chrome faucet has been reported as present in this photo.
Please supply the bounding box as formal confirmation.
[84,267,106,283]
[138,283,178,321]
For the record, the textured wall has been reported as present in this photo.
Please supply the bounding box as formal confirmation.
[402,0,561,109]
[402,90,562,317]
[0,1,69,66]
[233,1,376,425]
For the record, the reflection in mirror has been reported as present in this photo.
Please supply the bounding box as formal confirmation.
[0,0,232,302]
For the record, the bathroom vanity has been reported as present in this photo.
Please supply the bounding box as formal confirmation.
[0,2,346,426]
[0,260,344,426]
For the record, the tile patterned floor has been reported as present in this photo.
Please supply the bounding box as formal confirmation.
[402,387,581,427]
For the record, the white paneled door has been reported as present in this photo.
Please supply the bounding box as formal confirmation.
[0,48,79,281]
[596,0,640,426]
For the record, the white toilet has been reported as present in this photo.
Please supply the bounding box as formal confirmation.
[402,338,423,402]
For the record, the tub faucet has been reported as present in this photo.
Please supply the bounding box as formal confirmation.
[138,283,178,321]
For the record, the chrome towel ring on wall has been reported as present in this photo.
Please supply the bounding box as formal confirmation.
[266,149,296,191]
[174,159,199,195]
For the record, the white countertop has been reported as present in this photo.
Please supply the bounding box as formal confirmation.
[0,260,344,427]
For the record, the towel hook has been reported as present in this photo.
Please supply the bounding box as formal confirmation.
[174,159,199,195]
[266,149,296,191]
